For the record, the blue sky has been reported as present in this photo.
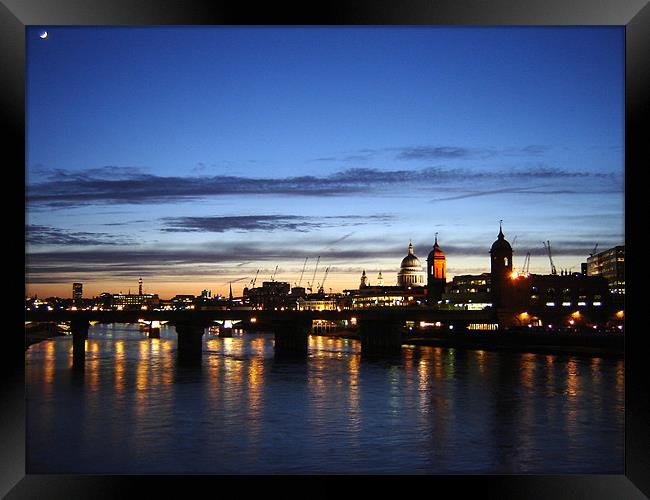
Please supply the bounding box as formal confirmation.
[25,26,624,298]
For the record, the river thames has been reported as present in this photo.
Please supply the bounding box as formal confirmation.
[25,323,624,474]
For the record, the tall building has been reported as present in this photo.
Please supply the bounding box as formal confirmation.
[426,234,447,303]
[138,277,143,295]
[397,241,425,287]
[587,245,625,298]
[359,270,369,288]
[72,282,83,305]
[489,222,513,308]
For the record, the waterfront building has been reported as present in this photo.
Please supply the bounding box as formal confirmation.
[341,283,427,308]
[112,292,160,310]
[245,281,294,310]
[397,241,426,287]
[297,295,338,311]
[487,223,616,328]
[444,273,492,310]
[587,245,625,300]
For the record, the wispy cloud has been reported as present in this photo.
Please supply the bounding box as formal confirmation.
[160,214,394,233]
[26,225,135,246]
[309,144,550,163]
[26,164,620,208]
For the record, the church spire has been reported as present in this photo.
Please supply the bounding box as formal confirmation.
[408,240,414,254]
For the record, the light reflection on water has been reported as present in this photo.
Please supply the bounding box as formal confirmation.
[26,323,624,474]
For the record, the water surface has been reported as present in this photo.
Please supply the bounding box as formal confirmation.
[26,323,624,474]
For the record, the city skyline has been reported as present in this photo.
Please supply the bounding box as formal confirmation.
[26,26,624,298]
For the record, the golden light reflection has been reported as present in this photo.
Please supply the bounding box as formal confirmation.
[433,347,443,380]
[475,349,486,376]
[520,352,536,390]
[136,341,150,394]
[616,359,624,395]
[590,357,601,375]
[86,341,100,391]
[43,340,55,385]
[114,346,125,393]
[418,357,429,393]
[204,339,223,393]
[160,339,174,386]
[246,357,265,440]
[566,358,579,398]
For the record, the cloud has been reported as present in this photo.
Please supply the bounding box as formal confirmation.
[309,144,550,163]
[26,225,135,246]
[159,214,393,233]
[395,146,477,160]
[26,164,620,208]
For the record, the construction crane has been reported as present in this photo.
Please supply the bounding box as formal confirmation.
[248,269,260,289]
[270,265,279,282]
[317,266,330,294]
[542,241,557,275]
[307,256,320,292]
[520,252,531,275]
[589,243,599,257]
[296,257,308,287]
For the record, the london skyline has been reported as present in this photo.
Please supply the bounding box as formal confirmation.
[25,26,624,298]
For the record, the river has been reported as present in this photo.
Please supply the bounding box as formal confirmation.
[25,323,624,474]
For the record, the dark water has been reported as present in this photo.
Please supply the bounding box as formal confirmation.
[26,323,624,474]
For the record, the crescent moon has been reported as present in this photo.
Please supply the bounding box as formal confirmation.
[39,31,48,39]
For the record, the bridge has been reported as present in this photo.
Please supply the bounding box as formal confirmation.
[24,307,497,365]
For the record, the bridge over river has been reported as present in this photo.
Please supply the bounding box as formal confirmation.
[25,307,496,364]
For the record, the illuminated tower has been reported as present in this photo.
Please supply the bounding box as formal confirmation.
[490,221,513,308]
[72,282,83,306]
[138,277,143,295]
[426,233,446,304]
[377,271,384,287]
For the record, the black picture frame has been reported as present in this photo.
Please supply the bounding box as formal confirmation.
[3,0,648,497]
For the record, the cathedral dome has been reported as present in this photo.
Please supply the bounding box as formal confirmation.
[397,241,425,287]
[400,242,422,269]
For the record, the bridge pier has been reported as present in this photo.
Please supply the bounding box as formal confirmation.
[70,319,90,370]
[174,323,206,366]
[357,317,404,354]
[148,327,160,339]
[273,317,312,356]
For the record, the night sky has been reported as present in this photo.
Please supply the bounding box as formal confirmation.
[25,26,624,299]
